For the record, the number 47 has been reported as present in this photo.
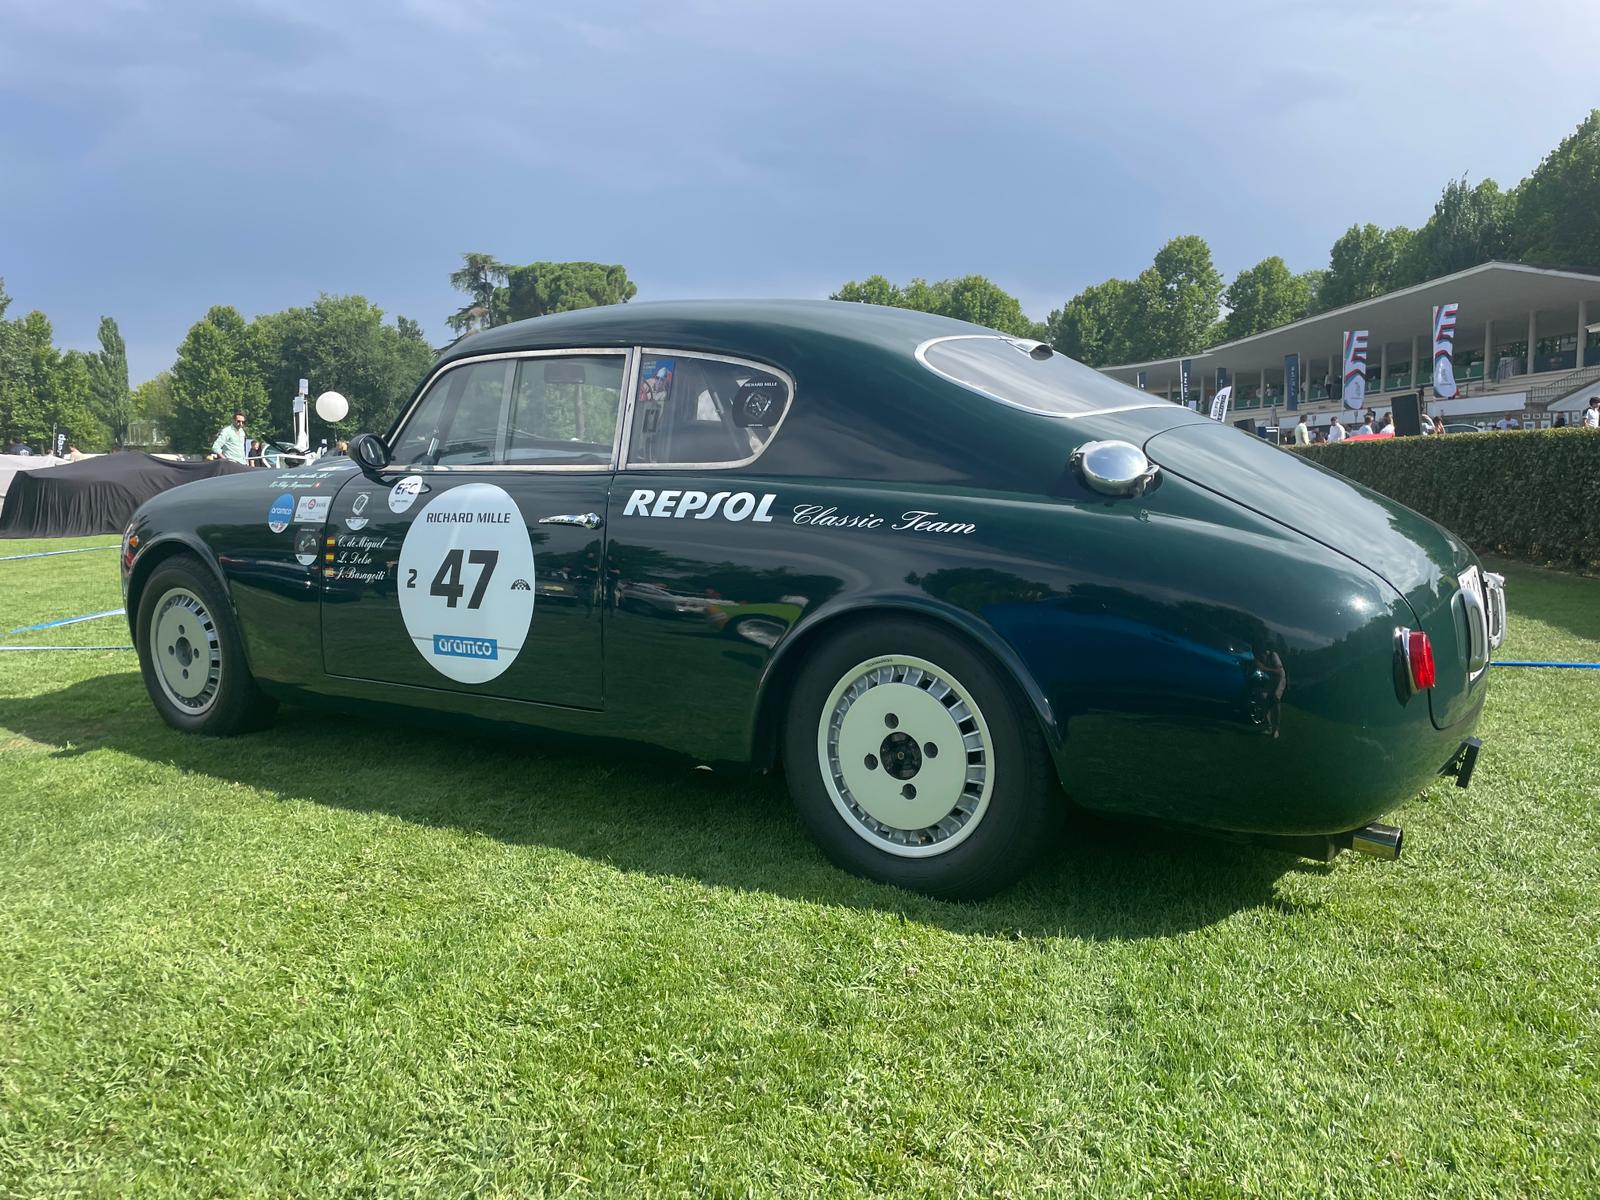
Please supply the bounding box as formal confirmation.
[430,548,499,609]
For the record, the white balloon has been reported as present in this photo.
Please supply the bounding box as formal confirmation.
[315,391,349,422]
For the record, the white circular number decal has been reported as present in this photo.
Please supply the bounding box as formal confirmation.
[398,483,535,684]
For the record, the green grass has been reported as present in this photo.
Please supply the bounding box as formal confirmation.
[1,537,1597,1197]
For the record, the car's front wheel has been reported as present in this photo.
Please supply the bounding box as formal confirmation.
[783,618,1058,899]
[135,554,276,735]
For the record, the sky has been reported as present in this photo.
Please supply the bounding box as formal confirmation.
[2,0,1596,385]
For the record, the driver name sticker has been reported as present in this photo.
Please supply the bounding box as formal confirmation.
[389,475,424,514]
[397,483,535,685]
[267,493,295,533]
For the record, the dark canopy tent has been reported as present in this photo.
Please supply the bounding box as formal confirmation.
[0,454,254,538]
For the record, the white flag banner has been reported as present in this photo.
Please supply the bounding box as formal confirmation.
[1432,303,1459,399]
[1209,385,1232,423]
[1342,330,1369,410]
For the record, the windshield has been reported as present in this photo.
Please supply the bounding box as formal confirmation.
[917,335,1162,418]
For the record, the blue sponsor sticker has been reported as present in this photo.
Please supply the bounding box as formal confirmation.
[267,493,295,533]
[433,634,498,660]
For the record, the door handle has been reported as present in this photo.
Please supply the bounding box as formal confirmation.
[538,512,603,530]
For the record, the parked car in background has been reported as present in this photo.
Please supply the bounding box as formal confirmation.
[121,301,1504,897]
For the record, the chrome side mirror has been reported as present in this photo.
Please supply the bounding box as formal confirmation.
[1072,439,1159,498]
[350,433,390,472]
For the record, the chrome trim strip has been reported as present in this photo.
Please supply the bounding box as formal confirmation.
[914,334,1166,420]
[385,347,634,476]
[618,347,796,472]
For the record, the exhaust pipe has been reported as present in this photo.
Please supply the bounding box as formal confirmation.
[1336,822,1404,860]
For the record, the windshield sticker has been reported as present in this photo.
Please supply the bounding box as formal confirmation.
[397,483,535,685]
[638,358,674,407]
[389,475,425,514]
[267,493,294,533]
[622,488,776,522]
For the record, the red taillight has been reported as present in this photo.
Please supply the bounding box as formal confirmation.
[1406,630,1436,691]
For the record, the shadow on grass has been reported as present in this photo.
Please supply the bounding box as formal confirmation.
[0,671,1327,941]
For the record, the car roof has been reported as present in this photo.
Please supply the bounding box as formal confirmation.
[436,299,988,365]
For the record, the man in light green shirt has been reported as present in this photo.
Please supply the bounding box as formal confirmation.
[210,410,248,463]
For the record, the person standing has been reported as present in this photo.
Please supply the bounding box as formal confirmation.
[210,410,248,463]
[1293,414,1312,445]
[1327,415,1347,443]
[1584,397,1600,429]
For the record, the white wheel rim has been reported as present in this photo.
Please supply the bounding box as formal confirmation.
[816,653,995,859]
[150,587,222,716]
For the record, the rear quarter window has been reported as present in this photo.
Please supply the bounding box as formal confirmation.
[917,335,1159,418]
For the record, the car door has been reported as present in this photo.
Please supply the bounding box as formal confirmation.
[320,349,631,710]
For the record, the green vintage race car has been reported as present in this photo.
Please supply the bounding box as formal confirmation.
[121,301,1504,897]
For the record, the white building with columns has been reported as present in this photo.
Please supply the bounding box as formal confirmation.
[1099,261,1600,430]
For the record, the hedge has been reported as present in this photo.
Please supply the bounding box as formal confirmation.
[1290,429,1600,572]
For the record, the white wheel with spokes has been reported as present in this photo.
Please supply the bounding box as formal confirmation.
[785,617,1059,898]
[149,586,222,716]
[818,654,994,858]
[135,554,276,736]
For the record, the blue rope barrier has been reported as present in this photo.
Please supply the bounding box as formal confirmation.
[4,608,125,637]
[0,645,133,652]
[0,545,118,562]
[1491,661,1600,669]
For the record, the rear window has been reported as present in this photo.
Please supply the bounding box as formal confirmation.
[917,335,1160,417]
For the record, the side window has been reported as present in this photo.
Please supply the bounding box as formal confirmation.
[626,353,790,467]
[506,355,626,466]
[389,360,512,467]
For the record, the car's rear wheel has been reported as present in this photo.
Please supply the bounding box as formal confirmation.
[783,618,1058,899]
[135,554,276,735]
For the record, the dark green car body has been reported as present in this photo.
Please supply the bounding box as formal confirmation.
[123,300,1494,844]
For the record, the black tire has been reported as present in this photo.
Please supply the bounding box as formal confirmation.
[783,617,1059,900]
[135,554,277,736]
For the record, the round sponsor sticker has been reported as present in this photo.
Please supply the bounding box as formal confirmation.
[267,493,295,533]
[389,475,424,514]
[294,528,320,566]
[397,483,535,685]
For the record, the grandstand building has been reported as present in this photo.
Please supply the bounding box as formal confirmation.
[1099,261,1600,431]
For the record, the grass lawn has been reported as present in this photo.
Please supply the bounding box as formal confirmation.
[1,536,1597,1197]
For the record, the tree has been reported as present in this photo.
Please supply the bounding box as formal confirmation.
[830,273,1039,337]
[502,262,637,323]
[1319,223,1414,309]
[0,279,24,446]
[830,275,900,307]
[1045,278,1138,366]
[50,350,105,450]
[1397,177,1514,284]
[9,311,60,447]
[1129,235,1223,359]
[169,305,267,452]
[88,315,132,447]
[1510,109,1600,269]
[248,294,436,440]
[132,372,176,423]
[1220,257,1314,342]
[447,253,508,333]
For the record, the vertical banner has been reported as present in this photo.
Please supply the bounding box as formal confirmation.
[1432,303,1459,399]
[1342,331,1369,410]
[1179,359,1192,407]
[1208,385,1232,423]
[1135,370,1147,391]
[1284,354,1300,411]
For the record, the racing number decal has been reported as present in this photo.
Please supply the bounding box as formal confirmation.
[397,483,535,685]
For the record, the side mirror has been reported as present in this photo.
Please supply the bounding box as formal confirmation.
[350,433,390,472]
